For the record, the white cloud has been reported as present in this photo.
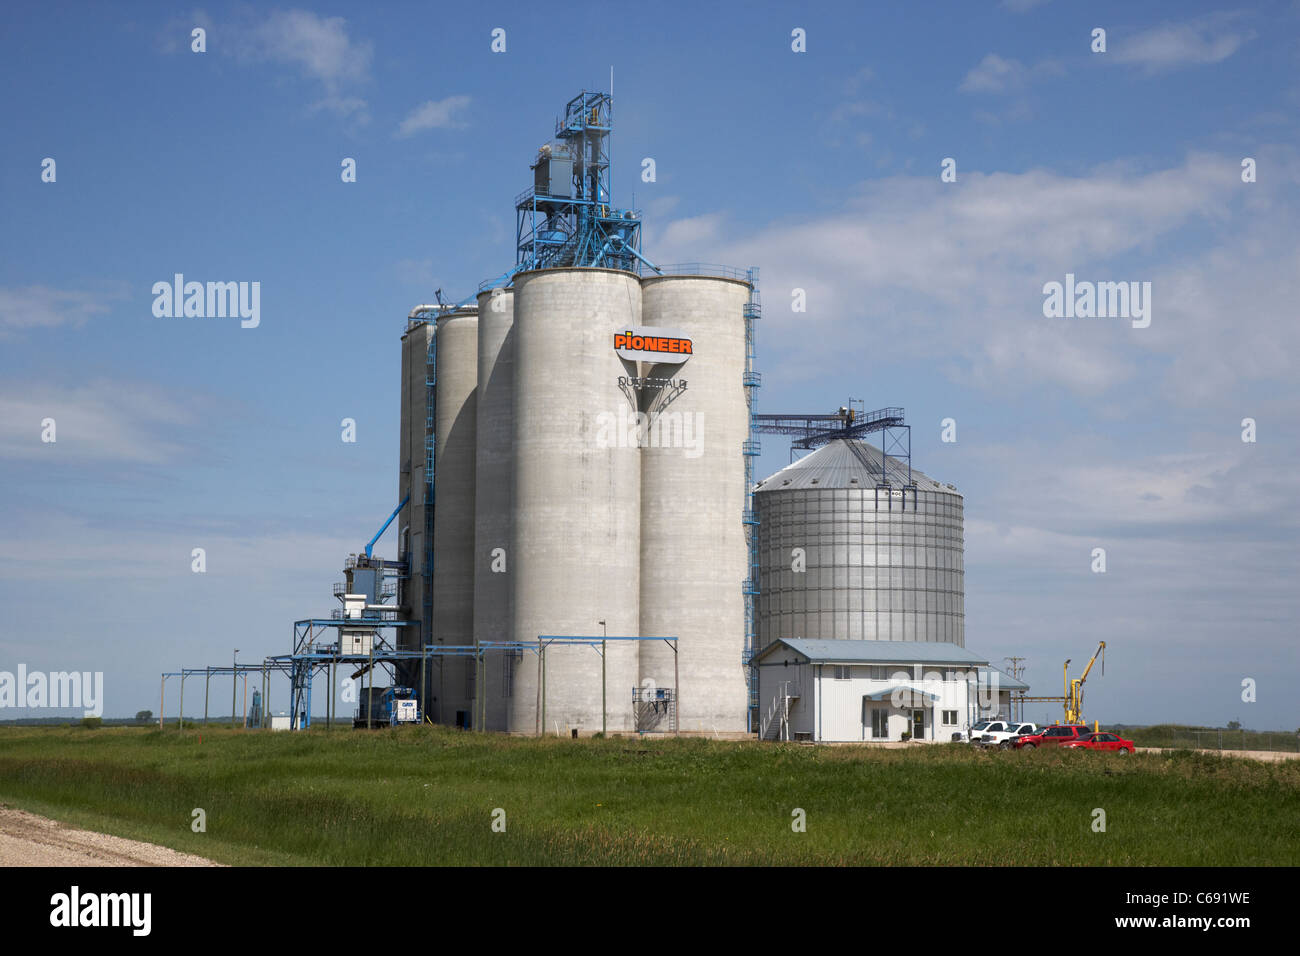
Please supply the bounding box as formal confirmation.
[954,427,1298,729]
[960,53,1062,94]
[642,195,681,221]
[217,9,373,124]
[156,8,214,54]
[966,443,1294,535]
[842,66,875,94]
[0,285,119,333]
[650,213,724,255]
[0,509,368,717]
[650,151,1299,402]
[0,509,358,584]
[829,98,887,122]
[396,95,471,137]
[249,10,372,86]
[309,95,369,120]
[1111,15,1254,72]
[0,380,198,465]
[961,54,1024,94]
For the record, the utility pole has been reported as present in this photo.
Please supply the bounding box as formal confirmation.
[232,649,239,729]
[1004,657,1026,721]
[599,620,607,736]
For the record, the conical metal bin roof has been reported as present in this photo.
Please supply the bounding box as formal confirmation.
[754,438,957,494]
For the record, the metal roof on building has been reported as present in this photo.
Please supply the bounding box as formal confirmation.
[979,666,1029,692]
[757,639,988,666]
[754,439,958,494]
[862,684,941,702]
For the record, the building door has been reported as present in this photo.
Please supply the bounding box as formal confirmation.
[871,707,889,740]
[912,709,925,740]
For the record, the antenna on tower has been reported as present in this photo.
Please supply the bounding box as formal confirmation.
[514,90,659,274]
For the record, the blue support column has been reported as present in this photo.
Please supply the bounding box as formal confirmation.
[742,268,762,730]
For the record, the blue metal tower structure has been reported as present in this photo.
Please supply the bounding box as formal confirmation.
[423,330,436,667]
[515,90,659,274]
[742,270,762,728]
[754,405,913,482]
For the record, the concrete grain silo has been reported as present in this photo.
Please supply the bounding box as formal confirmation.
[390,91,760,734]
[473,287,515,731]
[432,306,479,726]
[754,440,964,650]
[509,268,642,733]
[397,314,436,689]
[638,275,751,732]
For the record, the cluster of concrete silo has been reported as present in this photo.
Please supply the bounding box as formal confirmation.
[400,268,752,734]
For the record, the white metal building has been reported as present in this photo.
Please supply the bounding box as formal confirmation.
[755,639,1028,743]
[977,665,1028,723]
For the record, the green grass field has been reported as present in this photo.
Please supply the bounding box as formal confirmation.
[1,725,1296,865]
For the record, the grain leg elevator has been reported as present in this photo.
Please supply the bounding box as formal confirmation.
[398,91,761,733]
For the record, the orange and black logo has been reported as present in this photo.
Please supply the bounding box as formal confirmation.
[613,327,693,365]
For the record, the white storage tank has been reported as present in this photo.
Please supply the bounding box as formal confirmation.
[509,268,642,733]
[432,307,479,726]
[474,287,515,731]
[397,317,436,694]
[755,440,965,649]
[638,275,751,732]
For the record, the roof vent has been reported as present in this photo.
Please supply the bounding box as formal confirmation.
[782,479,791,486]
[810,478,819,485]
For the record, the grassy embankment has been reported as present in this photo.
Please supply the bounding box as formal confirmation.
[1,725,1296,865]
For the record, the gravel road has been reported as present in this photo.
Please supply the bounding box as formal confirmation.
[0,804,220,867]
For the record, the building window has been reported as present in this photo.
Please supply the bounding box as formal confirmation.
[871,708,889,739]
[833,665,851,680]
[942,710,957,725]
[869,666,890,680]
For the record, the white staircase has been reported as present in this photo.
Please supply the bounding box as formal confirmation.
[760,681,799,741]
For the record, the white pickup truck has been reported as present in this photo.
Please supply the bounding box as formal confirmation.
[968,720,1038,749]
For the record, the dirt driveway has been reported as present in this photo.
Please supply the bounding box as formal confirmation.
[0,804,219,866]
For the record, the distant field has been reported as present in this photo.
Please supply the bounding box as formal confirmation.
[1,726,1297,865]
[1115,724,1300,753]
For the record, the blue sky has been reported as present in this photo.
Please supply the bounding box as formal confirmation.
[1,1,1297,728]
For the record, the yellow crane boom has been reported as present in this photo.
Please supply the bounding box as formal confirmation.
[1064,641,1105,725]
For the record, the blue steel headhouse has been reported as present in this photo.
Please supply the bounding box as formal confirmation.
[514,90,656,274]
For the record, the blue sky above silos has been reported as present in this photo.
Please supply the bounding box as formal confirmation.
[0,1,1296,728]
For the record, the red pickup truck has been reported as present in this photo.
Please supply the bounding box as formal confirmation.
[1012,724,1093,749]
